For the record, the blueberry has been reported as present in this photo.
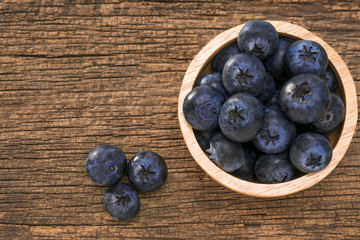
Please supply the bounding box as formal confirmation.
[219,93,264,142]
[197,72,229,97]
[252,107,296,154]
[265,90,281,110]
[127,151,167,192]
[290,132,332,173]
[237,20,279,59]
[194,128,219,151]
[183,86,225,131]
[320,67,337,92]
[264,38,293,81]
[103,182,140,221]
[285,40,328,77]
[258,72,275,103]
[311,93,345,133]
[212,42,241,73]
[222,53,267,97]
[206,132,245,172]
[231,143,257,181]
[255,152,295,184]
[86,144,127,185]
[280,74,330,124]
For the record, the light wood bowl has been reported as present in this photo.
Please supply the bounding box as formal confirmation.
[178,21,358,198]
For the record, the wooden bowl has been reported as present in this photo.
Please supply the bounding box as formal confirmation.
[178,21,358,198]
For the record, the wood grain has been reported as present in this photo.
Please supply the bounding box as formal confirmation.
[178,21,357,197]
[0,0,360,239]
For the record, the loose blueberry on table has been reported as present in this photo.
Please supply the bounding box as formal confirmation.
[182,20,344,185]
[127,151,168,192]
[86,144,127,185]
[103,182,140,221]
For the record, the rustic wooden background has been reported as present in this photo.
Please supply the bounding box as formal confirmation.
[0,0,359,239]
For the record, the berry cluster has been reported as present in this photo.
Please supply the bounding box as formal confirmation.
[86,144,167,220]
[184,20,345,184]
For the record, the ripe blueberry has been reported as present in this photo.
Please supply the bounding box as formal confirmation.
[237,20,279,59]
[264,38,293,81]
[222,53,267,97]
[212,42,241,73]
[206,132,245,172]
[127,151,167,192]
[196,72,229,98]
[280,74,330,124]
[320,67,337,92]
[252,107,296,154]
[86,144,127,185]
[258,72,275,103]
[285,40,328,77]
[290,132,332,173]
[311,93,345,133]
[255,152,296,184]
[231,142,257,181]
[103,182,140,221]
[219,93,264,142]
[194,128,219,152]
[183,86,225,131]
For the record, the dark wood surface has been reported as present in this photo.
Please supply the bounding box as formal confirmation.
[0,1,359,239]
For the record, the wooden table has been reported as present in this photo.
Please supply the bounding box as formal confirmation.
[0,1,359,239]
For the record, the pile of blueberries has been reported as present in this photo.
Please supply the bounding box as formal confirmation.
[183,20,345,184]
[86,145,167,220]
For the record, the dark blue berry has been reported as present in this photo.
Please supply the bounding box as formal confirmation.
[264,38,293,81]
[258,72,275,103]
[127,151,167,192]
[206,132,245,172]
[320,67,337,92]
[219,93,264,142]
[290,132,332,173]
[255,152,296,184]
[222,53,267,97]
[103,182,140,221]
[183,86,225,131]
[285,40,328,77]
[194,129,219,151]
[212,42,241,73]
[265,90,281,110]
[280,74,330,124]
[237,20,279,59]
[86,144,127,185]
[197,72,229,97]
[252,107,296,154]
[311,93,345,133]
[231,143,257,181]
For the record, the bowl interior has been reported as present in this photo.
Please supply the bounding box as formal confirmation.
[178,21,357,197]
[196,36,345,149]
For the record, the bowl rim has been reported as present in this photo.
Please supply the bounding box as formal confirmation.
[177,20,358,198]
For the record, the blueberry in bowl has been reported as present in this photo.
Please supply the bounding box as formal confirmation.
[183,85,225,131]
[218,92,264,143]
[279,74,330,124]
[178,20,357,197]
